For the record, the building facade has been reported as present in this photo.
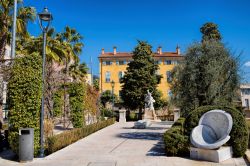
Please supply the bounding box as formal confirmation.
[98,46,183,99]
[240,84,250,110]
[86,73,92,85]
[0,45,11,121]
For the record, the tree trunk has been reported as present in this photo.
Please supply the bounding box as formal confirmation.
[0,104,3,125]
[45,62,57,119]
[63,59,69,128]
[0,34,7,60]
[138,107,143,120]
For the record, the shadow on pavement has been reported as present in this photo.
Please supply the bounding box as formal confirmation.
[0,149,18,162]
[122,126,169,130]
[146,126,171,130]
[117,132,161,141]
[146,139,166,156]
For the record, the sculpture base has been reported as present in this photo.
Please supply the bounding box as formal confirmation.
[190,146,233,163]
[134,120,151,129]
[143,109,157,120]
[119,109,126,123]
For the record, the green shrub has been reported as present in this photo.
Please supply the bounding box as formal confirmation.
[100,108,113,117]
[68,83,86,128]
[52,90,63,117]
[128,111,138,121]
[2,123,8,130]
[163,131,189,156]
[185,105,249,157]
[7,53,42,156]
[163,118,189,156]
[172,117,185,133]
[46,118,115,154]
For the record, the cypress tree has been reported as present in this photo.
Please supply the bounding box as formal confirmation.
[121,41,161,119]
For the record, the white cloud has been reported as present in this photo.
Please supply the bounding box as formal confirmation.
[244,61,250,67]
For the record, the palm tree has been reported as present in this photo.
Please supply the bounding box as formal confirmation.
[0,0,36,58]
[17,28,67,63]
[56,26,83,128]
[0,1,35,123]
[69,62,88,82]
[56,26,83,64]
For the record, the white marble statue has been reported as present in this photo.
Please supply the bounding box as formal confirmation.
[190,110,233,149]
[145,90,155,110]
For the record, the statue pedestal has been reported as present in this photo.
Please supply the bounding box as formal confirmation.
[143,109,157,120]
[173,109,180,122]
[134,119,151,129]
[190,146,233,163]
[119,108,126,123]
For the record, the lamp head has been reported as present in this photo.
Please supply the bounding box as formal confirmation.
[38,7,53,21]
[111,80,115,87]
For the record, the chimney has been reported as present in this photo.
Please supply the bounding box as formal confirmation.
[101,48,105,54]
[176,45,180,55]
[158,46,162,55]
[113,46,117,55]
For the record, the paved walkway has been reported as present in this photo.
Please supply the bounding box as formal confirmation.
[0,122,248,166]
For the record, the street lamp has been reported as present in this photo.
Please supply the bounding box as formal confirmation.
[111,80,115,116]
[38,7,53,158]
[11,0,17,59]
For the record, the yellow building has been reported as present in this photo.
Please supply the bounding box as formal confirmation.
[98,46,183,99]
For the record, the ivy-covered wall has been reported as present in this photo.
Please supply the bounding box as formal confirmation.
[68,82,85,128]
[52,89,63,118]
[84,85,99,116]
[7,53,42,156]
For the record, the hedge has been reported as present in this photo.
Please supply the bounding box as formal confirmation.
[185,105,249,157]
[163,118,189,156]
[46,118,115,154]
[68,83,86,128]
[7,53,42,156]
[52,90,63,118]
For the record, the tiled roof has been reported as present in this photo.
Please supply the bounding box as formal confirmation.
[99,52,182,58]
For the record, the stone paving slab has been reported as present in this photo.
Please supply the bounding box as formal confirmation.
[0,122,248,166]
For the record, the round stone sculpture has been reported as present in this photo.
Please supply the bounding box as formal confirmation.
[190,109,233,149]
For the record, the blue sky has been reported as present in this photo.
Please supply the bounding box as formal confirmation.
[24,0,250,82]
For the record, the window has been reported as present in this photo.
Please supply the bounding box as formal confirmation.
[103,61,112,65]
[116,60,126,65]
[172,60,178,65]
[166,71,172,83]
[243,89,250,95]
[154,60,161,65]
[106,61,112,65]
[164,60,172,65]
[245,99,250,109]
[105,71,111,83]
[118,71,125,82]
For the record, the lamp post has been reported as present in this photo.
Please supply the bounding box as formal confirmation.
[111,80,115,116]
[38,7,53,158]
[11,0,17,59]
